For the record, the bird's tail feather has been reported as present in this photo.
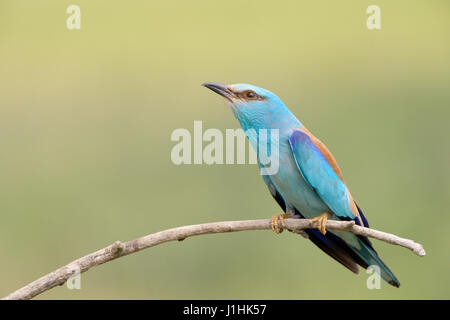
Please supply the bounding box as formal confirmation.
[293,208,400,287]
[353,240,400,288]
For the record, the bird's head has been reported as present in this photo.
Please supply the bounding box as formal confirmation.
[202,82,300,131]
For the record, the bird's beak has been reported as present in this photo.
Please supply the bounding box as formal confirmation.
[202,82,235,102]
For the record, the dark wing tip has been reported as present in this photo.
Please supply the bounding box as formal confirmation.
[389,280,401,288]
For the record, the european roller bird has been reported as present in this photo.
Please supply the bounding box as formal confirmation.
[203,82,400,287]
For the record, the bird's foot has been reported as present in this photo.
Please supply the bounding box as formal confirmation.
[270,213,290,234]
[310,212,332,235]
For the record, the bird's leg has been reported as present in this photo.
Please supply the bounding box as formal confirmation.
[270,213,291,234]
[310,212,332,235]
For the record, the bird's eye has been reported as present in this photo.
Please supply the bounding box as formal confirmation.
[245,91,257,99]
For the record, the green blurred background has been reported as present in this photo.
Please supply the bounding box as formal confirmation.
[0,0,449,299]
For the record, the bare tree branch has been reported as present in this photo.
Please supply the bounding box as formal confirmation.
[2,218,425,300]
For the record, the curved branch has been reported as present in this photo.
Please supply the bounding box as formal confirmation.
[2,218,425,300]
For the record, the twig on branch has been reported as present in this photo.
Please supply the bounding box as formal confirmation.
[2,218,425,300]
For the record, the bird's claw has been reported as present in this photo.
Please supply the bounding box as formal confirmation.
[310,212,331,235]
[270,213,290,234]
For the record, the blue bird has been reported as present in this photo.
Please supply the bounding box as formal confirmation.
[203,82,400,287]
